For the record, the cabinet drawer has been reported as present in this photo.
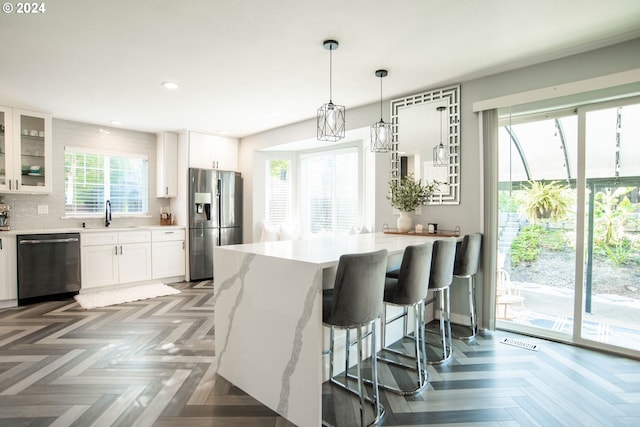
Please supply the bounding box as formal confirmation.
[118,230,151,244]
[82,232,118,246]
[152,229,185,242]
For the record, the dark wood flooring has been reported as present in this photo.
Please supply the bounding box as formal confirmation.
[0,281,638,426]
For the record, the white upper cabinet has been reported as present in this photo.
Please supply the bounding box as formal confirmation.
[0,106,52,194]
[156,131,178,198]
[187,131,238,171]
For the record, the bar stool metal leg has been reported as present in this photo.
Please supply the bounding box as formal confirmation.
[369,302,429,395]
[328,322,385,426]
[427,287,453,364]
[452,233,482,340]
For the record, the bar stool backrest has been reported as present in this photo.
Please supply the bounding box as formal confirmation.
[390,242,433,305]
[429,238,457,291]
[454,233,483,277]
[327,249,389,327]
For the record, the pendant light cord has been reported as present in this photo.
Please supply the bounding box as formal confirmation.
[440,108,443,144]
[379,76,383,121]
[329,46,333,103]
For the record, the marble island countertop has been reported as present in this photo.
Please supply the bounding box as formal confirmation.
[218,232,448,267]
[213,231,459,426]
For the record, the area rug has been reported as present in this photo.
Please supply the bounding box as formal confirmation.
[74,283,180,309]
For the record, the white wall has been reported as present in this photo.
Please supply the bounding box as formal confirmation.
[3,119,168,230]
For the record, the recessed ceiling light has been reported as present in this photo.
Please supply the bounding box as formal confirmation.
[161,81,179,90]
[110,120,123,126]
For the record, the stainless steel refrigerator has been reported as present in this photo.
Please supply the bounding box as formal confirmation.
[189,168,242,280]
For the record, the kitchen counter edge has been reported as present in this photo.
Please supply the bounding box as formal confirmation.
[0,225,185,236]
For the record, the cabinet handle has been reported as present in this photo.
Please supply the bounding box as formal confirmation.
[182,241,185,250]
[115,245,118,255]
[0,238,3,250]
[16,179,19,190]
[165,186,169,195]
[120,245,123,255]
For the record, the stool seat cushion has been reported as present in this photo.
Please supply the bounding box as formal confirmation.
[322,249,388,328]
[429,238,457,291]
[453,233,482,277]
[383,242,432,306]
[322,289,336,324]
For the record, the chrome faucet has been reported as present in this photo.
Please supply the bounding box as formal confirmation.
[105,200,112,227]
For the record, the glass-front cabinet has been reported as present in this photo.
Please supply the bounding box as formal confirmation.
[0,106,52,194]
[0,106,10,190]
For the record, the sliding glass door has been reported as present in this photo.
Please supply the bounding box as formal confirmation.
[496,97,640,356]
[497,111,578,340]
[580,101,640,352]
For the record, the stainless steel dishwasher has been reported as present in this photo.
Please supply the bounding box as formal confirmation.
[17,233,81,305]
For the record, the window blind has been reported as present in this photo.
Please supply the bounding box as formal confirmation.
[65,148,148,215]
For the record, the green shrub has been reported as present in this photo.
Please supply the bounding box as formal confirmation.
[594,238,634,266]
[511,224,544,266]
[511,224,567,266]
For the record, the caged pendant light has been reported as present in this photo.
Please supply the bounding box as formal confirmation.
[433,106,449,167]
[370,69,391,153]
[317,40,345,142]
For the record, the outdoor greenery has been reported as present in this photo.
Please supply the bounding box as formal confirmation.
[518,180,571,222]
[510,224,567,266]
[269,159,289,179]
[499,190,519,212]
[593,186,639,266]
[387,174,441,212]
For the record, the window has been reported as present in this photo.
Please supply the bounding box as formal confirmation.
[300,147,359,235]
[64,148,149,215]
[265,159,292,225]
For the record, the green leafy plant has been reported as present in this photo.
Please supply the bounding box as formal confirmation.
[510,224,567,266]
[593,187,634,246]
[510,224,544,266]
[519,180,571,223]
[498,190,519,212]
[596,239,633,266]
[387,174,441,212]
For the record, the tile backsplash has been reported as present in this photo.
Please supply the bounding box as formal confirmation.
[2,119,169,231]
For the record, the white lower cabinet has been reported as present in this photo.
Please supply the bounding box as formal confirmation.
[152,229,186,279]
[0,235,17,302]
[81,230,152,289]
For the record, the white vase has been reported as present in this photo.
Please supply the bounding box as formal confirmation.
[397,211,412,233]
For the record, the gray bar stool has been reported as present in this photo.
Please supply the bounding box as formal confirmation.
[323,249,388,427]
[377,242,433,395]
[452,233,483,339]
[425,238,457,364]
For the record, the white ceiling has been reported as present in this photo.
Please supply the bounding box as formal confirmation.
[1,0,639,139]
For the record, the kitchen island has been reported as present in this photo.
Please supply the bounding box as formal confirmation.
[213,232,449,427]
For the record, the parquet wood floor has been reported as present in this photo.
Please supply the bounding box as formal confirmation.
[0,281,638,426]
[0,281,293,427]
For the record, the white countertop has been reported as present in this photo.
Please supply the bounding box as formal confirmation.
[1,225,184,236]
[216,232,452,267]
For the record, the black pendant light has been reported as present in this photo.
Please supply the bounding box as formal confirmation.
[370,69,391,153]
[317,40,345,142]
[433,106,449,166]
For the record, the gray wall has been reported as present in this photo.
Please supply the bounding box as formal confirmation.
[238,37,640,324]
